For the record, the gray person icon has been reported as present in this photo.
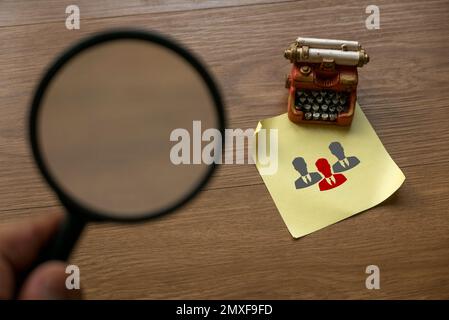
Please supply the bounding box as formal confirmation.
[292,157,322,189]
[329,141,360,173]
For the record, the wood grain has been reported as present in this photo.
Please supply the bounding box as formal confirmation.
[0,0,448,299]
[0,0,281,27]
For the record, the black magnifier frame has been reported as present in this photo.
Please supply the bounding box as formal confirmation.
[28,29,226,262]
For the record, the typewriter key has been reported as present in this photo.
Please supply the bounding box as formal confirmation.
[339,97,347,105]
[316,96,323,103]
[336,105,344,113]
[329,106,336,112]
[328,91,335,97]
[296,90,305,97]
[294,104,301,110]
[325,98,331,105]
[307,96,314,103]
[313,112,320,120]
[303,104,312,111]
[304,112,312,120]
[319,91,326,97]
[321,104,328,112]
[332,97,339,105]
[321,113,329,121]
[311,91,319,97]
[312,104,320,112]
[299,96,306,104]
[329,113,338,121]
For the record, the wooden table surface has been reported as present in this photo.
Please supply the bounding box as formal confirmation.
[1,0,448,299]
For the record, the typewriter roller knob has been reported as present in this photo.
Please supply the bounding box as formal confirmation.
[359,50,370,67]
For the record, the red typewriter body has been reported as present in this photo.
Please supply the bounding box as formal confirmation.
[285,62,358,126]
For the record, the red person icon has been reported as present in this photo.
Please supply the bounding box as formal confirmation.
[315,158,347,191]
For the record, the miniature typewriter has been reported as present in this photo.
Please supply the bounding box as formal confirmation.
[284,37,369,126]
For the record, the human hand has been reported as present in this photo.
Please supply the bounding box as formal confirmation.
[0,213,82,299]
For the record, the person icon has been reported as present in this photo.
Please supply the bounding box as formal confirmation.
[315,158,347,191]
[329,141,360,173]
[292,157,322,189]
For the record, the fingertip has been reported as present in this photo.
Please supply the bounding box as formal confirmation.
[0,212,65,272]
[18,261,82,300]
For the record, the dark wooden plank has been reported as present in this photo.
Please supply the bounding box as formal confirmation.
[0,0,280,27]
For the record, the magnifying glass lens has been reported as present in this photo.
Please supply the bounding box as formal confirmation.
[36,38,221,219]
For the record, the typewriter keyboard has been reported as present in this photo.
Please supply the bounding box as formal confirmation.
[294,89,349,121]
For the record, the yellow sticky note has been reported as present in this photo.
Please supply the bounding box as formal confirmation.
[254,103,405,238]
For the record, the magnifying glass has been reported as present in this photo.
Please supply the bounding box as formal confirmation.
[28,30,225,263]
